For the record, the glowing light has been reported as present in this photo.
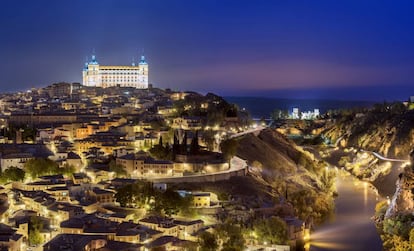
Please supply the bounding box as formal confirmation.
[304,228,310,242]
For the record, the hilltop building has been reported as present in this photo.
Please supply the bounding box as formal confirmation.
[82,54,148,88]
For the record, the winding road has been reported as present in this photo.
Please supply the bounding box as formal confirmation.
[361,150,409,163]
[229,125,266,139]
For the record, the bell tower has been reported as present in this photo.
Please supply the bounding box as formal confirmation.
[138,54,149,88]
[83,54,101,87]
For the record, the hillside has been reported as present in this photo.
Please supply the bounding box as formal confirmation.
[235,128,336,224]
[172,128,335,225]
[323,103,414,158]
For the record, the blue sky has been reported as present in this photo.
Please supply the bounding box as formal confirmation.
[0,0,413,100]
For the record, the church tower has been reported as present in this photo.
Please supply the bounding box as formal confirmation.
[82,54,101,87]
[138,54,149,88]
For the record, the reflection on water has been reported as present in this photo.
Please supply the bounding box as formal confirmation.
[310,171,383,251]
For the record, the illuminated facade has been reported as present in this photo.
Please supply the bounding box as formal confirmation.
[82,54,148,88]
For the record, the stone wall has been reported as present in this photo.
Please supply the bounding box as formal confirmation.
[149,166,247,183]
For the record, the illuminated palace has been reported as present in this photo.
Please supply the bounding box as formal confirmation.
[82,54,148,88]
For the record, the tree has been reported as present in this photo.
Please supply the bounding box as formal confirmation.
[253,216,288,245]
[154,189,193,216]
[181,131,188,154]
[61,163,76,176]
[153,189,182,216]
[115,181,154,208]
[190,131,200,154]
[2,125,37,142]
[375,200,388,218]
[382,233,411,251]
[150,137,172,160]
[109,159,127,178]
[115,180,193,216]
[173,132,180,156]
[199,231,218,251]
[115,184,137,207]
[24,158,60,179]
[202,130,216,151]
[220,139,239,161]
[0,166,25,183]
[410,228,414,249]
[29,216,44,246]
[216,222,245,251]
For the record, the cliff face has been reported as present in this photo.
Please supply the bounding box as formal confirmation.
[385,165,414,218]
[323,106,414,158]
[235,128,335,224]
[236,128,332,193]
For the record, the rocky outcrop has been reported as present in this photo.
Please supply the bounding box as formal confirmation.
[385,165,414,218]
[323,105,414,159]
[236,128,331,192]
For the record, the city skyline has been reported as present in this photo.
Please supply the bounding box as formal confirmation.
[1,0,414,100]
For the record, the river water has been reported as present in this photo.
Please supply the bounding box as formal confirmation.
[310,171,383,251]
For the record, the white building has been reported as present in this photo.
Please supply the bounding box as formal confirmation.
[0,153,34,171]
[82,54,148,88]
[292,108,300,119]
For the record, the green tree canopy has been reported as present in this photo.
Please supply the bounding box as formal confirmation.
[190,131,200,154]
[28,216,44,246]
[115,181,153,208]
[150,137,173,160]
[115,182,192,216]
[216,222,245,251]
[0,166,25,183]
[24,158,60,179]
[154,188,193,216]
[220,138,239,161]
[252,216,288,245]
[61,163,76,176]
[199,231,218,251]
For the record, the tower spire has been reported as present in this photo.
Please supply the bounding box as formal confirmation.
[139,49,147,65]
[90,49,98,64]
[84,56,88,69]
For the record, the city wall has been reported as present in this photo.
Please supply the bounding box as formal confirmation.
[149,166,247,183]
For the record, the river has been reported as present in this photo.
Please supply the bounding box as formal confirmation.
[309,171,383,251]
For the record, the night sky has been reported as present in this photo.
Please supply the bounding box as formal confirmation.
[1,0,414,101]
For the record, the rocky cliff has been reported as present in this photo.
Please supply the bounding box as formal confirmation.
[323,103,414,158]
[237,128,331,190]
[375,152,414,250]
[385,164,414,218]
[235,128,336,223]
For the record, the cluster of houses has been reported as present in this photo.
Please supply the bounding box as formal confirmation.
[0,171,219,250]
[0,83,306,250]
[0,84,246,250]
[0,83,239,179]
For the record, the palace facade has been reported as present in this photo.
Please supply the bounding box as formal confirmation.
[82,54,148,88]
